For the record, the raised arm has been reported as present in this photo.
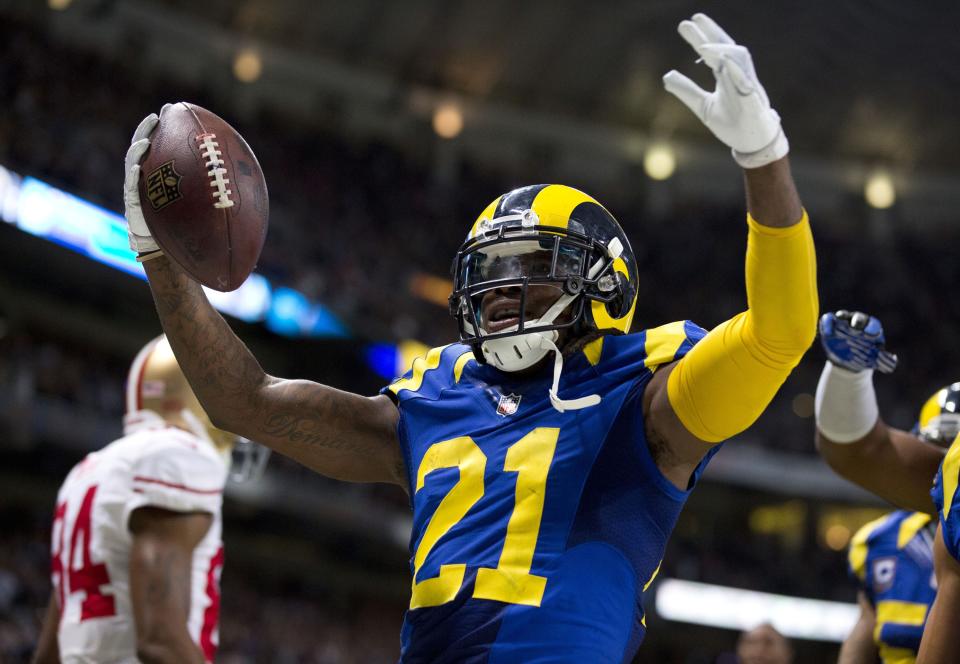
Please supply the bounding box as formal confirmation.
[142,256,403,486]
[814,310,944,514]
[647,14,818,486]
[817,419,943,515]
[124,115,403,487]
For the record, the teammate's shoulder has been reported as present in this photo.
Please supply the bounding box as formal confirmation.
[855,510,910,546]
[848,510,922,579]
[384,343,477,401]
[582,320,707,371]
[849,513,892,580]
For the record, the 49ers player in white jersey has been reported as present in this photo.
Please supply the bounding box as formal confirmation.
[31,336,241,664]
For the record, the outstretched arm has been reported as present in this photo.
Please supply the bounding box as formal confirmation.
[648,160,816,484]
[817,421,943,515]
[742,156,801,228]
[814,311,943,513]
[648,14,818,487]
[143,257,404,486]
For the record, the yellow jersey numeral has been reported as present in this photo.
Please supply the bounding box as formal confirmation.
[411,437,486,609]
[410,427,560,609]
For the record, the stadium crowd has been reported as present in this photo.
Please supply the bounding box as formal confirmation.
[2,11,959,663]
[4,15,960,454]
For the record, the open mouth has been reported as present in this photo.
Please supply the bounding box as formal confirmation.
[484,303,523,333]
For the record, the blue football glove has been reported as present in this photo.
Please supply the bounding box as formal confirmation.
[819,310,898,373]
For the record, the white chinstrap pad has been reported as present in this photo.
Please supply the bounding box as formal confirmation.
[474,234,625,412]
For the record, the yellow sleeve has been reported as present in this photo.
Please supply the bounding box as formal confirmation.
[666,211,818,443]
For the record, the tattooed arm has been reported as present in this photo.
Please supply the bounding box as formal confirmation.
[143,256,404,486]
[129,508,211,664]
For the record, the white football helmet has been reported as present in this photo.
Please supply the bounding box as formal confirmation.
[124,336,269,481]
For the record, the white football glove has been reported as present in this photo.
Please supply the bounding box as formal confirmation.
[123,112,160,255]
[663,13,788,169]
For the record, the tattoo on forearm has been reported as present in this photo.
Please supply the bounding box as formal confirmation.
[147,259,266,423]
[146,259,397,476]
[263,410,384,457]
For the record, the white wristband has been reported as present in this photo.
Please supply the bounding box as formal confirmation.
[732,128,790,169]
[814,362,879,443]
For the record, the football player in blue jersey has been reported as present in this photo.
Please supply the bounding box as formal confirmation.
[843,509,936,664]
[814,310,960,664]
[815,310,946,515]
[125,13,819,663]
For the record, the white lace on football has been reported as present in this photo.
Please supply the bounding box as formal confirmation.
[197,133,234,209]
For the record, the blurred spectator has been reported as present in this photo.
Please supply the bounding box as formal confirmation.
[736,623,794,664]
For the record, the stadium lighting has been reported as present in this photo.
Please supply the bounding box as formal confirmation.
[409,272,454,308]
[233,49,263,84]
[0,162,348,337]
[655,578,858,642]
[824,524,852,551]
[864,170,896,209]
[432,103,464,139]
[643,143,677,181]
[791,393,814,418]
[48,0,72,10]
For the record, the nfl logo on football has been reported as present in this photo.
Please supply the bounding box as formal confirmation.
[496,393,521,417]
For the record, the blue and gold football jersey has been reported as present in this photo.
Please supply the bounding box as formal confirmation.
[382,321,721,663]
[932,433,960,564]
[848,510,936,664]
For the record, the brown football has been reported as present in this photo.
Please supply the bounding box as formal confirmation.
[138,102,269,291]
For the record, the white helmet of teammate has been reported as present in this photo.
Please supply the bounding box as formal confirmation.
[124,335,269,481]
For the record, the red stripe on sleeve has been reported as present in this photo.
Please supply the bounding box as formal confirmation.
[132,476,222,495]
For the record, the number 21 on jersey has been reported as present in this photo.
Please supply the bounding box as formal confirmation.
[410,427,559,609]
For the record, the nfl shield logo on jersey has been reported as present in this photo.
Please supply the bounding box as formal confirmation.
[873,557,897,593]
[496,393,521,417]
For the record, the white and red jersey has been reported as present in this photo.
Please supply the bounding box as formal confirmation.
[50,423,228,663]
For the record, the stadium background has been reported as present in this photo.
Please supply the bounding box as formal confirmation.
[1,1,959,661]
